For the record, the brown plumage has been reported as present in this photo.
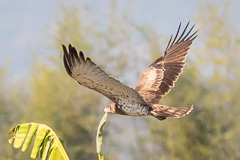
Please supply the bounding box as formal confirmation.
[63,22,197,120]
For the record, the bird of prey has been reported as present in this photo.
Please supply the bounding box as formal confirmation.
[63,22,197,120]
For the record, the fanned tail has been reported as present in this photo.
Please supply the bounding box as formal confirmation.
[150,104,193,121]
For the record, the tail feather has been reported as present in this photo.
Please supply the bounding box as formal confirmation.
[151,104,193,120]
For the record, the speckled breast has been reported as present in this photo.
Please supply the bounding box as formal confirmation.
[118,103,150,116]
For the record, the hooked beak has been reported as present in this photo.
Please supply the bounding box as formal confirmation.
[104,107,111,113]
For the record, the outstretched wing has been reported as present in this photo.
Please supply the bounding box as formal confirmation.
[135,22,198,105]
[63,44,146,105]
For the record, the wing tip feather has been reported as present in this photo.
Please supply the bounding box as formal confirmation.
[62,44,73,77]
[165,22,199,52]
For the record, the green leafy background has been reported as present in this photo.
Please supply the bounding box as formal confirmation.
[1,0,240,160]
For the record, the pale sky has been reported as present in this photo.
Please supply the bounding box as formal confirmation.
[0,0,239,82]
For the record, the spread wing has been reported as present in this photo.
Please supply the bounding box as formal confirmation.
[63,44,146,105]
[135,22,198,105]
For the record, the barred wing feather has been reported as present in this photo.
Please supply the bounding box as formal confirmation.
[63,44,146,105]
[135,22,198,105]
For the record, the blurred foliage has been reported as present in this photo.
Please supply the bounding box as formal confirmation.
[1,0,240,160]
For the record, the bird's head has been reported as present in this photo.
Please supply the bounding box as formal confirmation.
[104,103,116,114]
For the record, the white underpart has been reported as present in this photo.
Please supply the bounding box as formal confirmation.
[118,102,149,116]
